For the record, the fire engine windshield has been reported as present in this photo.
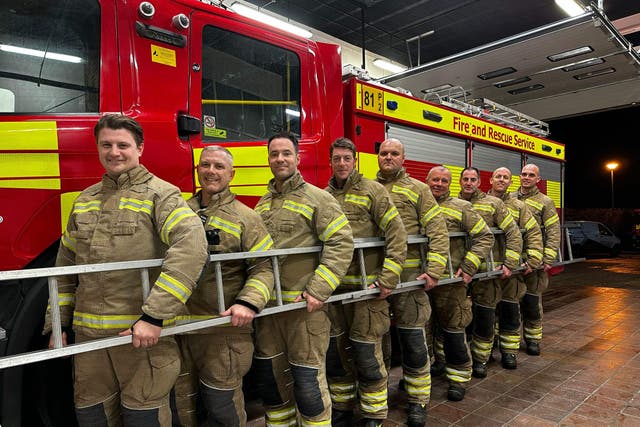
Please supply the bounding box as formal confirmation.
[0,0,100,114]
[200,25,301,142]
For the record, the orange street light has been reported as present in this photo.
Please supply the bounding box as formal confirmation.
[606,162,619,209]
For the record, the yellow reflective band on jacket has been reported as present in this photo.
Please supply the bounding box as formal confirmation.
[527,248,543,260]
[469,218,488,236]
[246,278,270,303]
[283,200,314,221]
[47,292,75,310]
[383,257,402,277]
[403,258,421,269]
[265,405,297,427]
[440,206,462,221]
[250,234,274,252]
[161,207,197,244]
[342,274,377,285]
[499,214,515,230]
[446,366,472,383]
[271,290,302,302]
[507,207,520,221]
[420,205,441,228]
[344,193,372,209]
[319,214,348,241]
[465,251,481,268]
[391,185,418,204]
[119,197,153,215]
[72,200,101,214]
[380,206,399,230]
[255,201,271,213]
[505,249,520,262]
[360,388,388,413]
[208,216,241,240]
[525,199,544,212]
[155,272,191,303]
[73,312,140,329]
[316,264,339,290]
[61,231,76,253]
[544,247,558,259]
[473,202,495,215]
[544,214,559,228]
[524,216,537,231]
[428,251,447,267]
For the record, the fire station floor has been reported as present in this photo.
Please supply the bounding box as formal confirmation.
[246,254,640,426]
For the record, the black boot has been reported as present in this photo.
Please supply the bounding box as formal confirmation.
[407,402,427,427]
[447,384,466,402]
[362,418,383,427]
[526,341,541,356]
[501,353,517,369]
[331,409,353,427]
[472,360,487,378]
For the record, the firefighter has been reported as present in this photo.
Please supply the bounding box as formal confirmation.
[253,132,354,427]
[375,138,449,427]
[44,114,208,427]
[325,138,407,427]
[173,146,275,427]
[513,164,561,356]
[426,166,494,401]
[458,167,522,378]
[488,167,543,369]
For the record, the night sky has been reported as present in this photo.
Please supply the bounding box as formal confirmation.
[548,105,640,209]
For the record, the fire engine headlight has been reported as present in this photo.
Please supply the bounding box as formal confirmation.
[172,13,190,30]
[138,1,155,19]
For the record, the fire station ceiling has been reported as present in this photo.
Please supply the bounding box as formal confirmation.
[240,0,640,120]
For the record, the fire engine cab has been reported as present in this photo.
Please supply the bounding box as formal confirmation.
[0,0,566,425]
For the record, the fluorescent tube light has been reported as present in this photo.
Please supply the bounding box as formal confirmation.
[373,59,407,73]
[477,67,517,80]
[0,44,82,63]
[285,108,300,118]
[555,0,585,17]
[547,46,593,62]
[229,3,312,39]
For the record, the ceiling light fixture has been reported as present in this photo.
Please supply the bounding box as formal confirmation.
[494,76,532,88]
[373,59,407,74]
[554,0,585,17]
[0,44,82,63]
[229,3,312,39]
[421,84,453,94]
[477,67,517,80]
[573,67,616,80]
[547,46,593,62]
[508,84,545,95]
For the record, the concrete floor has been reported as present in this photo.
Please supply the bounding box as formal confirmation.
[247,254,640,426]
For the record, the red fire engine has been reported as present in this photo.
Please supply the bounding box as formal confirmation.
[0,0,565,424]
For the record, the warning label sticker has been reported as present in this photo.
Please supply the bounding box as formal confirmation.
[151,44,176,67]
[203,115,226,138]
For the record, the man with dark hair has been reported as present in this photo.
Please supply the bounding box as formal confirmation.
[458,167,522,378]
[253,132,354,427]
[44,114,208,426]
[325,137,406,426]
[514,164,560,356]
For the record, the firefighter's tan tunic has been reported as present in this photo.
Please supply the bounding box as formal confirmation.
[46,165,207,422]
[253,171,353,425]
[325,170,407,419]
[175,188,274,426]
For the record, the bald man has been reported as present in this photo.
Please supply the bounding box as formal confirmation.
[376,138,449,426]
[512,164,560,356]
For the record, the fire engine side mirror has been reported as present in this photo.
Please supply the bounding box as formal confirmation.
[178,114,201,138]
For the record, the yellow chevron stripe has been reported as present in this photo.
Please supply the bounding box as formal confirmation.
[0,153,60,178]
[0,178,60,189]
